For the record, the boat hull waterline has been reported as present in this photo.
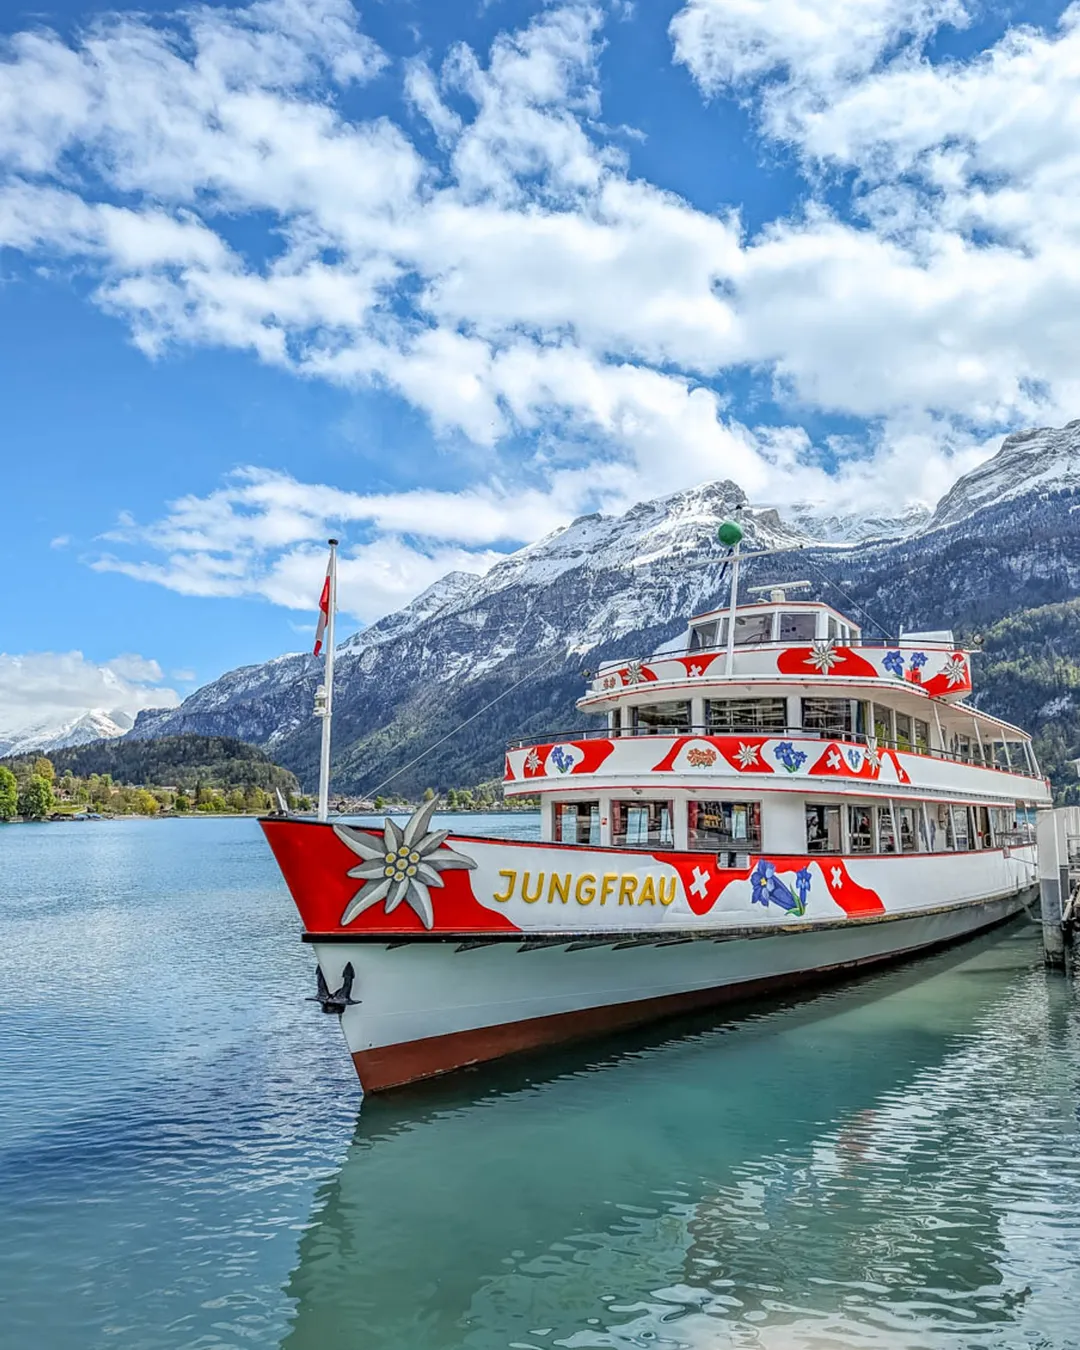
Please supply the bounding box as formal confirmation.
[262,817,1037,1092]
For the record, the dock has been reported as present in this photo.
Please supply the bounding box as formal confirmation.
[1038,806,1080,969]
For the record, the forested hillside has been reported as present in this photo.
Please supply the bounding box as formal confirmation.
[5,735,299,795]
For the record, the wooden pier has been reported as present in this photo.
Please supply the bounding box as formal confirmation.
[1038,806,1080,970]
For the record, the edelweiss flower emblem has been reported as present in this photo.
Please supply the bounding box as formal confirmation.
[942,655,968,687]
[624,660,645,686]
[333,798,476,929]
[806,639,841,673]
[736,742,760,768]
[524,747,541,773]
[864,738,882,770]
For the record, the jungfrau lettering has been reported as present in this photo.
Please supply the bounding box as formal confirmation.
[490,870,676,907]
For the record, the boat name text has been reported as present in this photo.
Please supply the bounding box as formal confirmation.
[491,870,677,906]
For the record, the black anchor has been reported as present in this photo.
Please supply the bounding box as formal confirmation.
[309,962,359,1015]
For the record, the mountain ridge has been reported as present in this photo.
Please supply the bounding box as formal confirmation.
[120,421,1080,796]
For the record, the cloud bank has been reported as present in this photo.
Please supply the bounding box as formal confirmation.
[3,0,1079,620]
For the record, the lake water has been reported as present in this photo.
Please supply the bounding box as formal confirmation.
[2,815,1080,1350]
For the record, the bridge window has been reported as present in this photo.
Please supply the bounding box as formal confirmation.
[689,800,761,854]
[802,697,853,739]
[707,697,787,734]
[631,702,691,734]
[732,613,773,646]
[914,719,930,753]
[848,805,873,853]
[806,804,842,853]
[556,801,600,845]
[779,612,816,642]
[690,621,719,651]
[612,799,674,849]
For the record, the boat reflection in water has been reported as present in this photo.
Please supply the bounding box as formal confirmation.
[279,924,1080,1350]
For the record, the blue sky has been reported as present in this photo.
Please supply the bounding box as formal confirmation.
[2,0,1079,732]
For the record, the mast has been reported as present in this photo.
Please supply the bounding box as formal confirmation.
[317,538,339,823]
[716,512,744,678]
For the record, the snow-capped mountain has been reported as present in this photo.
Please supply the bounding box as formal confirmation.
[0,708,135,758]
[125,420,1080,793]
[931,421,1080,529]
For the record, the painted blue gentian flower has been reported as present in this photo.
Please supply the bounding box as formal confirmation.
[883,650,905,678]
[774,741,808,773]
[794,867,812,914]
[750,859,800,912]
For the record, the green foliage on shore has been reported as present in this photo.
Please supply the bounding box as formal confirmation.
[968,599,1080,802]
[0,765,18,820]
[0,735,308,818]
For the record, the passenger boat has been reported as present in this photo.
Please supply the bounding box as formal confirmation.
[261,540,1049,1092]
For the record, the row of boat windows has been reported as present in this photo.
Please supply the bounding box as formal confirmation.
[612,697,1035,771]
[556,799,1029,855]
[689,612,857,650]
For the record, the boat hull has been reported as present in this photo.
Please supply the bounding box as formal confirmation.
[310,890,1028,1091]
[261,815,1038,1091]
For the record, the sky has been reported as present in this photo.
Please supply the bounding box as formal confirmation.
[1,0,1078,734]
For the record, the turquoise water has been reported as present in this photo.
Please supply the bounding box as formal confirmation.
[2,816,1080,1349]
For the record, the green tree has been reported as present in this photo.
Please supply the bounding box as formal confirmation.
[17,774,54,820]
[174,792,191,812]
[226,788,246,813]
[0,766,17,821]
[423,787,435,801]
[132,788,160,815]
[32,756,55,783]
[373,795,386,811]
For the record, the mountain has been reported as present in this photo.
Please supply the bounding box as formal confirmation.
[128,423,1080,798]
[0,708,134,758]
[782,500,932,544]
[930,421,1080,529]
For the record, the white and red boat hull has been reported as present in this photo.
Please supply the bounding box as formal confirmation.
[262,817,1037,1092]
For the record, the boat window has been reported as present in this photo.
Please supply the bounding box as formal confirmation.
[802,697,853,739]
[609,707,622,737]
[707,697,787,734]
[556,801,600,845]
[877,806,897,854]
[932,804,955,850]
[732,613,773,646]
[952,733,971,763]
[828,616,840,639]
[778,612,816,642]
[805,804,842,853]
[913,718,930,754]
[612,800,674,849]
[688,800,761,855]
[951,806,970,850]
[895,805,919,853]
[874,705,894,749]
[917,804,933,851]
[631,702,691,735]
[973,805,992,848]
[848,805,873,852]
[895,712,913,751]
[690,621,718,651]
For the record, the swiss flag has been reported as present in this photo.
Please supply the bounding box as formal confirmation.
[313,572,331,656]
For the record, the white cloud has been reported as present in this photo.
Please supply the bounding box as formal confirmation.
[3,0,1078,623]
[0,651,180,737]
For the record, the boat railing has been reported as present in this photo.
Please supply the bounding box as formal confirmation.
[505,725,1044,780]
[592,636,963,676]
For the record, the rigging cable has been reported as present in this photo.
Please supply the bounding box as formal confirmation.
[341,642,571,813]
[798,551,897,643]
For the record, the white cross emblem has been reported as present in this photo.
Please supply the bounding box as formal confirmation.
[689,663,702,677]
[827,749,842,770]
[690,866,711,899]
[830,866,843,888]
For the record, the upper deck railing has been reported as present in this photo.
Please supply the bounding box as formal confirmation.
[583,640,973,702]
[506,724,1043,780]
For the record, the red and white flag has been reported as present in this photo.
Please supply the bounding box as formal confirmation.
[313,569,331,656]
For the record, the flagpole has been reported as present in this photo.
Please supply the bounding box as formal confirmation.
[317,538,338,823]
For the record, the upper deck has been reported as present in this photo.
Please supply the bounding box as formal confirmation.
[579,599,973,708]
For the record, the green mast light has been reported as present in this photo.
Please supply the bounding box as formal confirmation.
[717,519,743,547]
